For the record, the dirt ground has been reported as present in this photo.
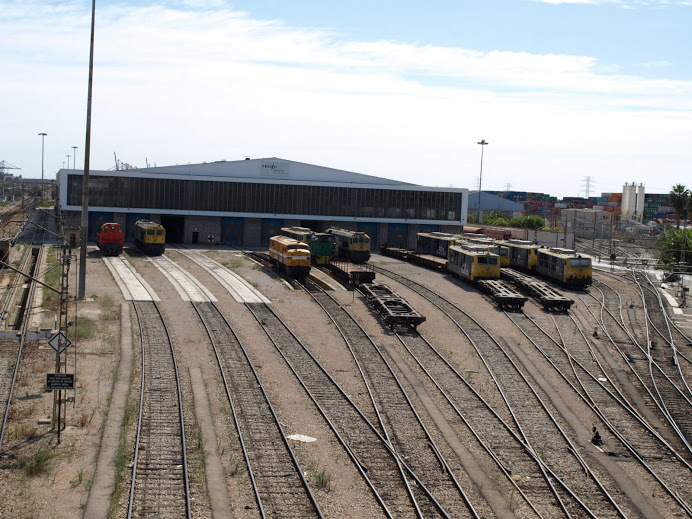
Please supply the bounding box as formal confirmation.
[0,244,683,518]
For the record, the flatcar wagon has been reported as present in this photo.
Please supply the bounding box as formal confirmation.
[447,244,501,282]
[133,220,166,256]
[502,239,540,272]
[326,227,371,263]
[96,222,124,256]
[268,235,311,279]
[416,232,457,259]
[536,248,592,288]
[281,226,336,265]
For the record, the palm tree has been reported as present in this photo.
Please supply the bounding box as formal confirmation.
[669,184,690,228]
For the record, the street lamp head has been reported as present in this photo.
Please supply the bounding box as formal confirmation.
[477,139,488,146]
[39,132,47,137]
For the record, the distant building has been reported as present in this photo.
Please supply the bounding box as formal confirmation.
[467,191,524,220]
[560,208,613,239]
[621,183,645,222]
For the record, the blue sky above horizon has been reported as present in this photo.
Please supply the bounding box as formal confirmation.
[2,0,691,199]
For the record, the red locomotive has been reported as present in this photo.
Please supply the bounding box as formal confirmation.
[96,222,124,256]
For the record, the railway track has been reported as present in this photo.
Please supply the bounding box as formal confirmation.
[1,208,51,454]
[0,246,42,454]
[371,263,632,518]
[508,308,692,515]
[192,301,322,518]
[128,301,190,518]
[391,327,581,518]
[244,301,448,518]
[304,281,481,518]
[592,270,692,459]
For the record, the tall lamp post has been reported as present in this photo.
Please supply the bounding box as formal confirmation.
[38,132,47,198]
[72,146,78,169]
[78,0,96,299]
[477,139,488,223]
[66,155,71,169]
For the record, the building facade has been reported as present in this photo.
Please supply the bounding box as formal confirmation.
[57,157,468,249]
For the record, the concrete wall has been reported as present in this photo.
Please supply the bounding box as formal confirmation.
[185,216,220,245]
[531,230,575,249]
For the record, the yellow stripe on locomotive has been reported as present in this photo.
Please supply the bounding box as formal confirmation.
[326,227,371,262]
[268,235,311,278]
[416,232,457,259]
[133,220,166,256]
[536,248,592,287]
[447,244,500,282]
[499,239,539,272]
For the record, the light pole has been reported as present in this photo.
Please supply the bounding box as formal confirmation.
[72,146,78,169]
[66,154,71,169]
[38,132,47,198]
[477,139,488,223]
[78,0,96,299]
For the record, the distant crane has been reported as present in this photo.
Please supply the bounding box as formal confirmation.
[0,160,21,177]
[112,152,136,171]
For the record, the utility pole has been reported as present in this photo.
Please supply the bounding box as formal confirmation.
[477,139,488,223]
[582,176,594,199]
[79,0,96,299]
[38,133,47,198]
[53,246,74,444]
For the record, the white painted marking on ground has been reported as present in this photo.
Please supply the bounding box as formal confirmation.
[148,255,217,303]
[103,256,159,301]
[287,434,316,443]
[173,249,270,304]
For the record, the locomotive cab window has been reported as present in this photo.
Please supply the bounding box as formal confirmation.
[147,230,155,235]
[156,230,164,235]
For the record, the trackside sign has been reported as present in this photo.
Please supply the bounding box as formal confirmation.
[46,373,75,391]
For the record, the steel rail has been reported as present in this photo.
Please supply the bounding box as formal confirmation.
[0,245,42,453]
[305,283,481,519]
[192,301,323,519]
[628,270,692,454]
[558,311,692,516]
[588,280,692,435]
[593,274,692,456]
[640,272,692,399]
[392,328,573,519]
[245,300,440,519]
[371,263,628,519]
[128,301,190,519]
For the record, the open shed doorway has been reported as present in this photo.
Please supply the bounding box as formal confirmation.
[161,215,185,243]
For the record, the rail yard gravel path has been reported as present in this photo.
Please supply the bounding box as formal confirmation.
[2,243,692,518]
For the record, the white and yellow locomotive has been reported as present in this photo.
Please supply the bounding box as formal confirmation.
[268,235,312,279]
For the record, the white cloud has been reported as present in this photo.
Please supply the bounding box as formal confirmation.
[1,0,691,197]
[532,0,692,6]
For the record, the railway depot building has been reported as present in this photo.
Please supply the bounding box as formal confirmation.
[56,158,467,249]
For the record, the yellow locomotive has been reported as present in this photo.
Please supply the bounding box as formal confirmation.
[326,227,371,263]
[133,220,166,256]
[536,248,592,287]
[501,239,540,272]
[447,244,501,282]
[416,232,457,259]
[268,235,311,279]
[459,237,510,267]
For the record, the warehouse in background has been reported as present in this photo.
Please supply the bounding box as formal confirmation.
[56,157,468,249]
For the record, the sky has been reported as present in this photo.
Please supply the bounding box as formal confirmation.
[2,0,691,199]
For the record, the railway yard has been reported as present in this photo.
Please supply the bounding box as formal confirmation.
[1,208,692,518]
